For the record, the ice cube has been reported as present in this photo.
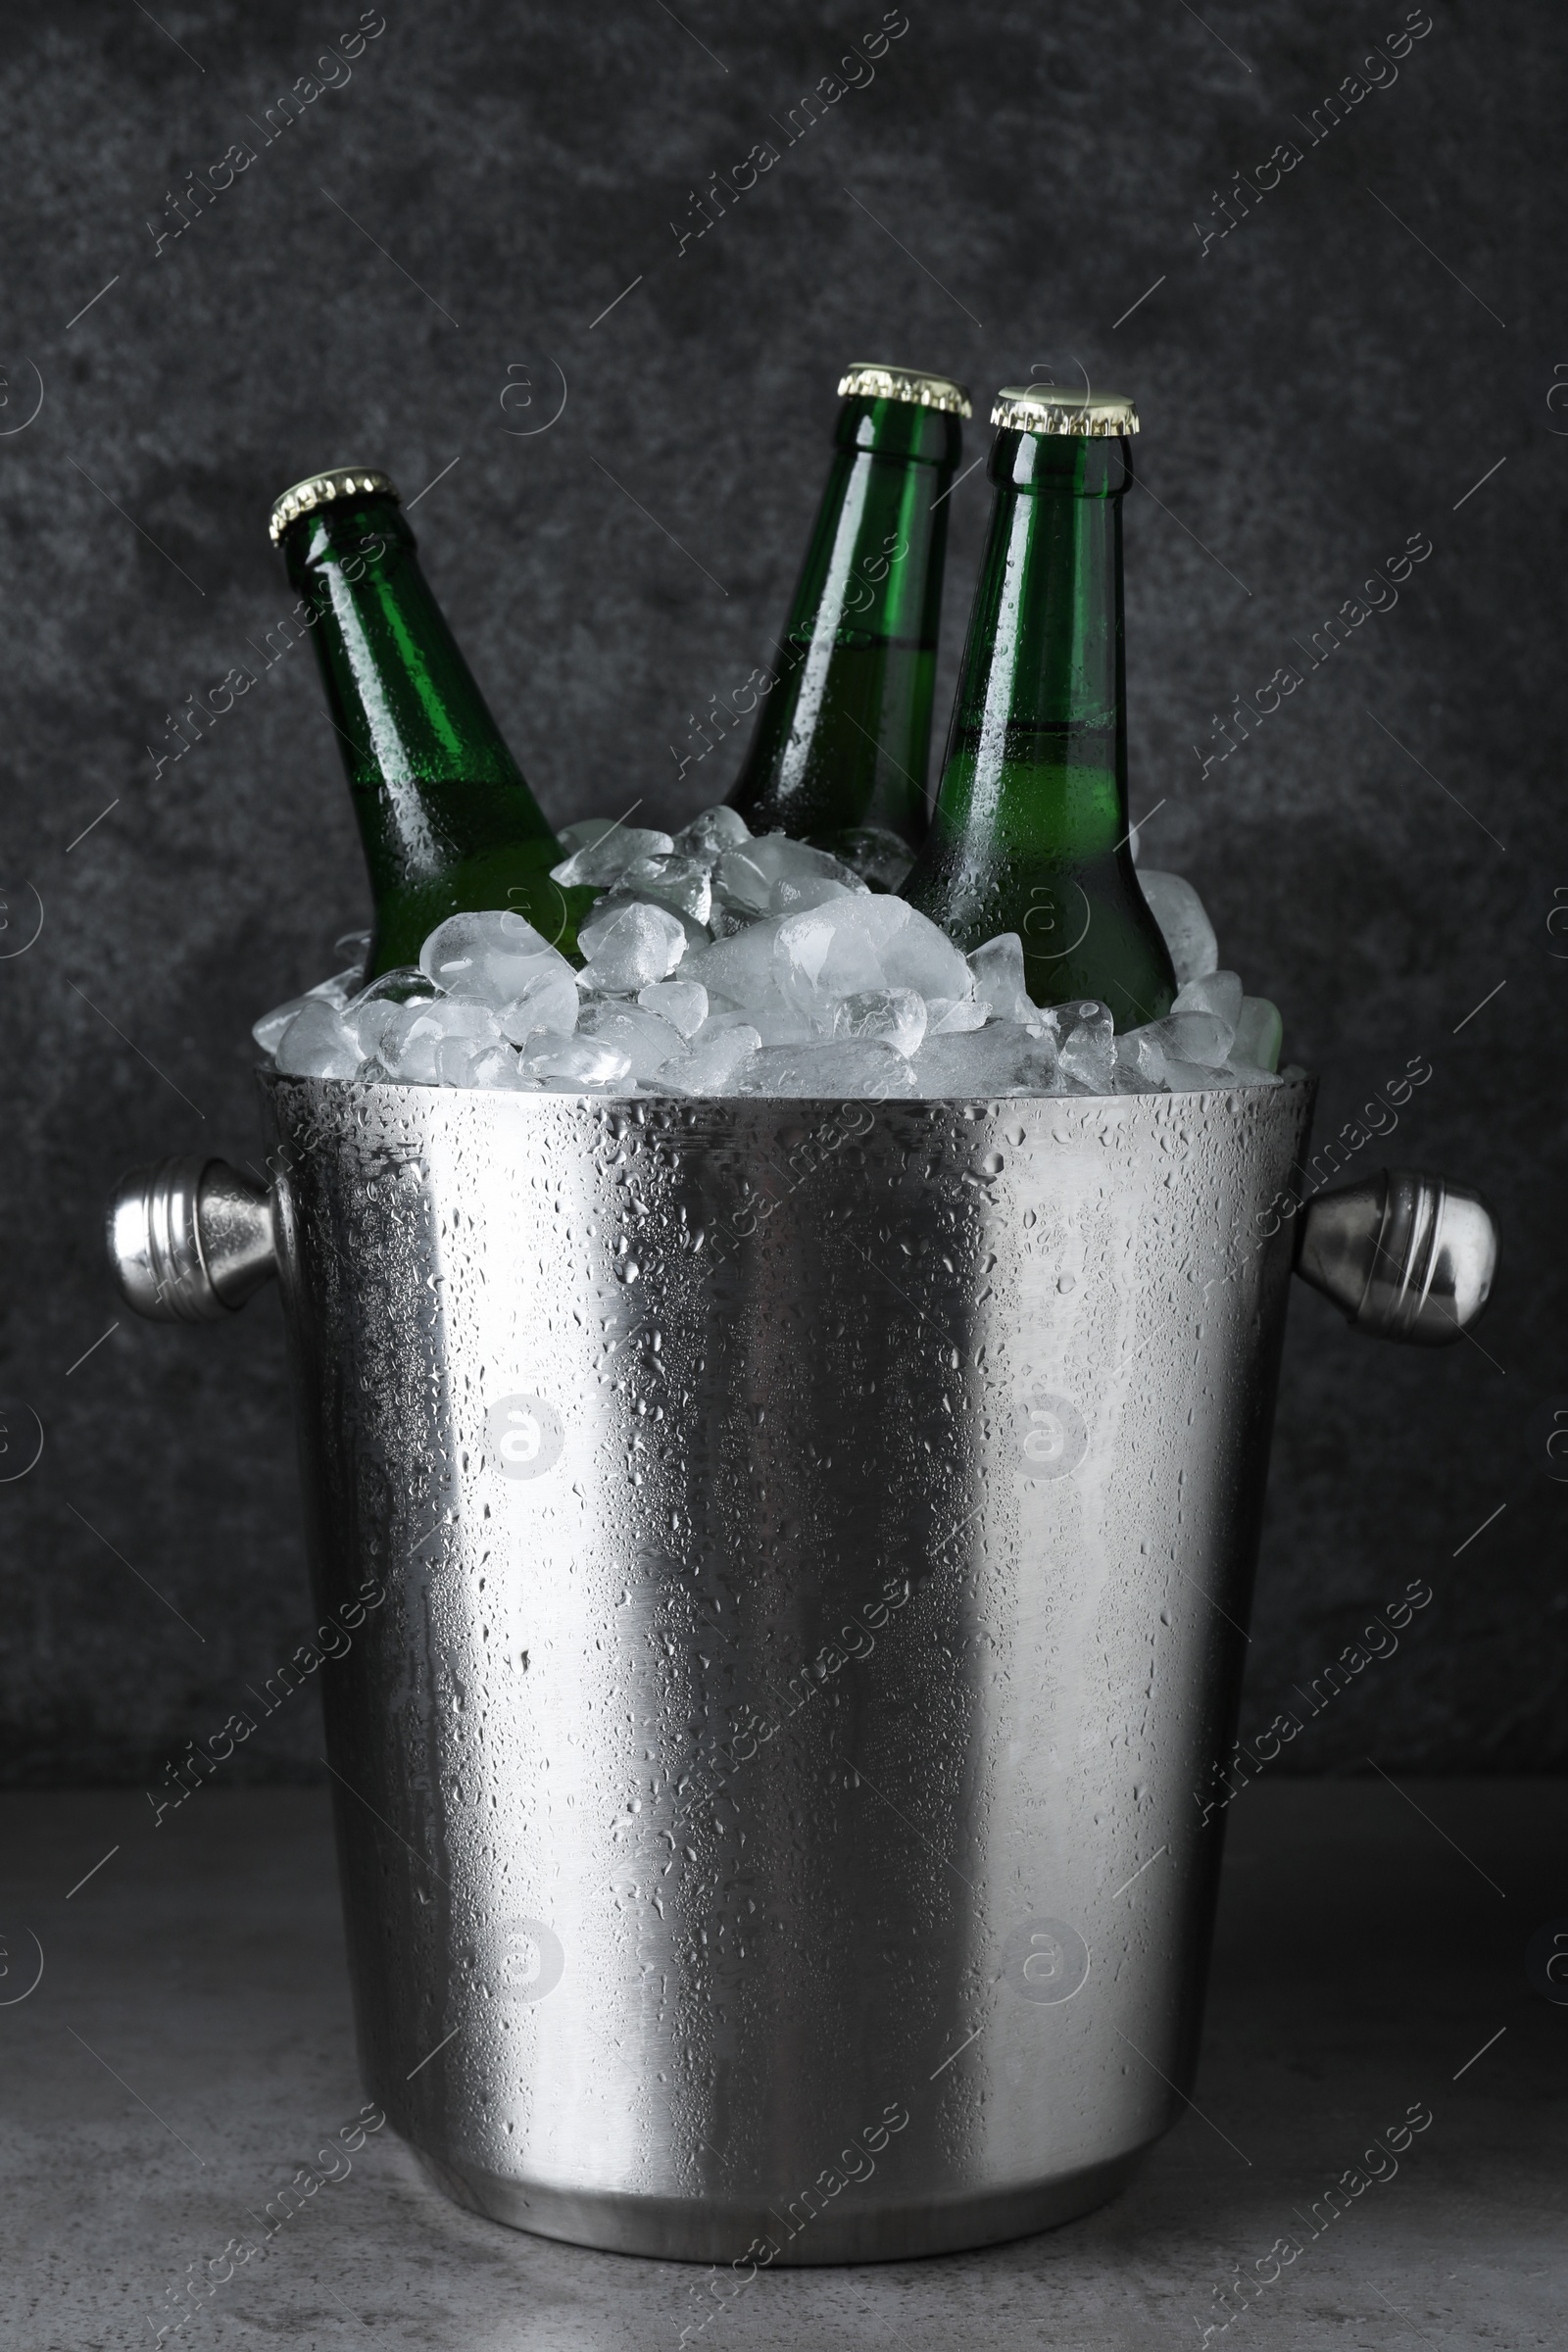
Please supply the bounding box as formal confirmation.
[1057,1002,1115,1091]
[351,964,438,1006]
[253,995,311,1055]
[693,1008,766,1037]
[1164,1057,1229,1092]
[435,1035,488,1087]
[1114,1018,1231,1094]
[549,825,675,889]
[829,825,916,893]
[420,909,568,1004]
[521,1033,634,1085]
[967,935,1033,1026]
[612,852,713,926]
[1143,1008,1231,1068]
[1173,969,1243,1034]
[906,1020,1067,1101]
[695,1002,811,1047]
[663,1024,761,1095]
[379,999,500,1086]
[713,835,862,916]
[796,896,972,1004]
[773,896,968,1024]
[252,963,367,1055]
[831,987,928,1058]
[774,902,885,1010]
[347,999,405,1062]
[576,901,688,992]
[926,994,988,1035]
[333,928,372,969]
[748,1005,816,1045]
[882,906,973,1003]
[1138,871,1218,986]
[706,905,752,940]
[675,906,716,955]
[496,965,580,1046]
[683,917,791,1015]
[595,898,711,959]
[1232,996,1283,1073]
[1111,1060,1164,1096]
[1114,1028,1170,1089]
[672,806,752,865]
[578,1002,689,1081]
[728,1039,916,1099]
[908,1020,1060,1099]
[637,980,709,1037]
[340,967,436,1055]
[435,1001,502,1042]
[467,1043,538,1091]
[273,1000,363,1079]
[766,875,863,916]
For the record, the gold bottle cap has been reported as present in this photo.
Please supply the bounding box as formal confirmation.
[269,468,400,546]
[991,386,1139,436]
[837,363,973,417]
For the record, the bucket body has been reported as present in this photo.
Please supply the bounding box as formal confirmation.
[262,1072,1315,2262]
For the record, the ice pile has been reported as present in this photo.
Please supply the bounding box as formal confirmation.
[255,808,1285,1101]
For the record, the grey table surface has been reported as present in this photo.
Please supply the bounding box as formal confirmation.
[4,1780,1563,2350]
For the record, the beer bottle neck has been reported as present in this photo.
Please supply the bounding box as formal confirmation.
[278,487,566,978]
[786,394,957,648]
[937,430,1129,859]
[727,393,960,865]
[283,493,539,809]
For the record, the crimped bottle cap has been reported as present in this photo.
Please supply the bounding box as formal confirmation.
[269,467,400,546]
[991,386,1139,436]
[837,363,972,417]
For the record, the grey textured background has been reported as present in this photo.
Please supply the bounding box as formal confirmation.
[1,0,1561,1785]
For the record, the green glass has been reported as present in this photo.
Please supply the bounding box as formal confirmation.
[726,386,962,886]
[276,483,590,978]
[901,424,1176,1030]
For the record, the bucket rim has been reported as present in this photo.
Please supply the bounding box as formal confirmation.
[255,1065,1315,1116]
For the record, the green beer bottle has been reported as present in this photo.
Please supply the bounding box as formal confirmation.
[725,363,970,889]
[901,388,1177,1030]
[270,468,586,978]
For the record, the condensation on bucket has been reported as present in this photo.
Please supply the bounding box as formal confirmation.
[265,1073,1314,2261]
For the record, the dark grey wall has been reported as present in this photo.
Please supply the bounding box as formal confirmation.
[2,0,1562,1784]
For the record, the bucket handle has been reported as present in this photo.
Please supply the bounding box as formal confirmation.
[105,1155,1498,1346]
[1293,1168,1497,1346]
[106,1157,275,1324]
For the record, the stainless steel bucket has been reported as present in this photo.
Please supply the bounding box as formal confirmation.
[109,1073,1495,2264]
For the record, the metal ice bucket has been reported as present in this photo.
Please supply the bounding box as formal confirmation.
[109,1072,1495,2263]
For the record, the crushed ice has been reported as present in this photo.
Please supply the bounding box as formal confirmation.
[256,810,1284,1099]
